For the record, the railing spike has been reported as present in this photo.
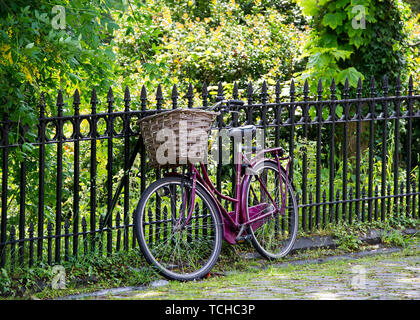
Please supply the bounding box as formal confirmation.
[317,79,323,99]
[39,92,46,116]
[290,79,295,96]
[187,83,194,108]
[156,84,163,100]
[247,81,253,97]
[141,85,147,100]
[57,90,64,107]
[74,88,80,104]
[370,76,376,97]
[90,88,98,105]
[357,77,362,98]
[171,84,178,99]
[275,80,281,95]
[344,77,349,96]
[124,86,131,102]
[303,79,309,98]
[408,75,413,95]
[106,87,113,103]
[330,78,336,93]
[217,82,224,101]
[202,82,208,107]
[383,75,389,96]
[395,75,401,96]
[233,82,239,99]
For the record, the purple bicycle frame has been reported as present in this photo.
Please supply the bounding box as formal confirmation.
[170,147,291,244]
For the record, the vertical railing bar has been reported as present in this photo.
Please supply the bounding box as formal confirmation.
[348,187,353,225]
[10,227,16,271]
[381,76,389,221]
[342,78,350,223]
[355,78,362,220]
[406,76,414,217]
[155,85,163,245]
[322,190,327,228]
[64,219,69,261]
[288,80,295,183]
[246,81,253,125]
[73,89,80,258]
[123,86,131,250]
[367,76,376,222]
[216,82,224,197]
[335,190,340,223]
[387,184,391,221]
[116,212,121,252]
[399,183,405,216]
[393,76,401,215]
[37,93,45,261]
[329,79,336,224]
[90,89,98,253]
[82,217,88,255]
[28,223,34,267]
[47,222,52,265]
[231,82,239,211]
[55,90,64,263]
[19,153,26,266]
[163,206,168,243]
[137,85,147,249]
[316,79,323,228]
[187,83,194,109]
[302,80,309,231]
[374,186,379,221]
[308,193,313,231]
[361,187,366,222]
[106,87,114,256]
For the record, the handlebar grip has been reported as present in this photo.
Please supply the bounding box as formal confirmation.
[227,100,244,106]
[208,99,244,111]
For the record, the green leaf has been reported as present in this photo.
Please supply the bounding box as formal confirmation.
[331,49,353,61]
[322,13,344,29]
[337,67,364,87]
[349,35,364,48]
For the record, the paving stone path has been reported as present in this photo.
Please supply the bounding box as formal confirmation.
[61,247,420,300]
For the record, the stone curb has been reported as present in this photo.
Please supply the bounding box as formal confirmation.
[291,228,418,253]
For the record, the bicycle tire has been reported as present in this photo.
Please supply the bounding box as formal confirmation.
[244,160,298,259]
[134,176,223,281]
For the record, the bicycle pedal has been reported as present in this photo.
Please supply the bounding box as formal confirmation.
[235,235,252,243]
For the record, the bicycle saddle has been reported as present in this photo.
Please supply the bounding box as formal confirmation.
[227,125,256,138]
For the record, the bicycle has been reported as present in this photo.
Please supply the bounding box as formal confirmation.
[134,100,298,281]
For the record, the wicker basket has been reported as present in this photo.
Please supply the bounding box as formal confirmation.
[138,109,219,168]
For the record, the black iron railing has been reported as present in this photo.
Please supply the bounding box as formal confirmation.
[0,76,419,269]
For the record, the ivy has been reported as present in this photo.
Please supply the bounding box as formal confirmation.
[296,0,416,94]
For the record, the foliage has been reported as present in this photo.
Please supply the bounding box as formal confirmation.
[333,222,363,251]
[0,0,125,125]
[0,248,156,298]
[295,0,418,94]
[113,0,309,95]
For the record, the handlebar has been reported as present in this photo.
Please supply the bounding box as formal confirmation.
[208,99,244,112]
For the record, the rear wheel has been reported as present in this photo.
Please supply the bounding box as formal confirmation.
[244,161,298,259]
[134,176,223,281]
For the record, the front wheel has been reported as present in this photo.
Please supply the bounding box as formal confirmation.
[134,176,223,281]
[244,160,298,259]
